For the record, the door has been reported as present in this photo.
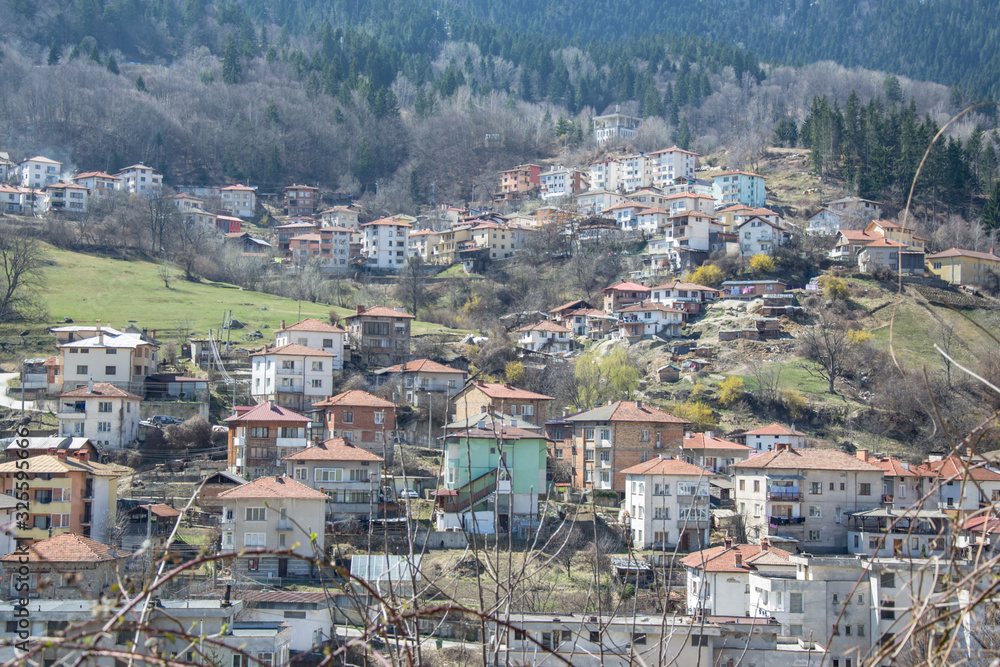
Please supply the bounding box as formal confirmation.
[680,531,690,551]
[893,540,903,557]
[278,558,288,578]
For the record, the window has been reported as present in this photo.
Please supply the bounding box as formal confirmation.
[809,506,822,517]
[753,480,760,492]
[250,427,269,438]
[244,533,266,548]
[312,379,323,388]
[105,366,116,375]
[641,429,649,442]
[281,360,294,370]
[293,467,308,481]
[859,483,871,496]
[316,468,343,482]
[97,422,111,433]
[521,404,534,417]
[810,482,822,494]
[808,530,821,541]
[790,625,803,637]
[374,411,385,425]
[245,507,266,521]
[654,507,670,520]
[98,401,112,413]
[256,653,274,667]
[584,428,595,441]
[76,365,88,375]
[343,411,353,424]
[691,634,709,647]
[881,572,895,588]
[584,449,595,462]
[881,601,895,620]
[858,625,865,637]
[311,361,324,371]
[589,630,601,643]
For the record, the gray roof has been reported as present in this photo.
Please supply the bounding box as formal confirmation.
[350,555,422,583]
[446,413,541,432]
[3,436,94,452]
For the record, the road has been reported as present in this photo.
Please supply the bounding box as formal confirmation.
[0,372,43,412]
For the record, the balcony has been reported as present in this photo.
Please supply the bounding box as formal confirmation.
[600,460,612,469]
[768,516,805,528]
[275,437,308,449]
[497,479,512,494]
[276,520,293,531]
[80,513,92,525]
[767,488,802,501]
[276,385,303,394]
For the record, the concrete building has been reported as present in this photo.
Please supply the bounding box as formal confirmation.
[649,146,699,186]
[218,475,327,579]
[42,181,89,214]
[115,164,162,196]
[587,159,623,192]
[273,318,346,370]
[18,156,62,188]
[250,343,336,411]
[371,358,467,405]
[732,444,885,552]
[219,184,257,217]
[615,301,684,340]
[360,218,410,270]
[713,170,766,208]
[0,533,129,600]
[224,401,310,479]
[284,184,319,217]
[601,281,651,314]
[592,108,641,145]
[451,381,554,427]
[282,438,383,520]
[739,423,806,453]
[736,215,789,256]
[926,247,1000,286]
[58,329,159,395]
[497,163,542,202]
[913,454,1000,513]
[343,305,415,368]
[56,382,142,450]
[680,431,753,474]
[312,390,398,459]
[516,320,573,353]
[682,538,794,617]
[622,456,712,551]
[540,166,589,199]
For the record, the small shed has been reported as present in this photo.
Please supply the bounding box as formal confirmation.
[610,556,654,585]
[656,364,681,383]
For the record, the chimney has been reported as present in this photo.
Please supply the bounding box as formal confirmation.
[776,442,790,452]
[75,450,88,462]
[760,537,769,552]
[57,450,67,460]
[87,379,93,393]
[275,475,281,482]
[856,449,870,462]
[724,536,732,549]
[356,305,365,315]
[281,319,286,330]
[223,584,232,607]
[735,552,743,567]
[97,319,103,345]
[635,400,643,409]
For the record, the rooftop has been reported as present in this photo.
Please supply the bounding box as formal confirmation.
[0,533,127,563]
[458,381,554,401]
[282,438,384,462]
[313,389,398,409]
[621,456,712,476]
[732,446,885,472]
[277,318,346,334]
[224,402,310,424]
[567,400,688,424]
[57,382,141,400]
[250,343,333,358]
[216,475,328,500]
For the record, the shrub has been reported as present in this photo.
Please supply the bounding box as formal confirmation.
[749,253,776,274]
[846,329,873,346]
[718,376,745,407]
[685,263,724,288]
[672,400,717,431]
[818,275,851,300]
[782,390,808,421]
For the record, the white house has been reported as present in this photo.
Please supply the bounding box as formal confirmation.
[740,423,805,453]
[371,358,467,405]
[649,146,699,186]
[649,280,719,317]
[42,181,89,214]
[602,201,652,231]
[0,185,21,213]
[680,431,753,475]
[540,166,588,199]
[681,537,794,617]
[361,218,410,270]
[622,455,712,551]
[219,184,257,217]
[633,207,671,235]
[574,189,626,216]
[72,171,120,199]
[736,215,788,256]
[274,318,346,371]
[250,343,336,411]
[588,158,623,192]
[616,301,684,340]
[516,321,573,353]
[115,164,162,196]
[592,108,641,146]
[56,382,142,450]
[914,455,1000,513]
[663,191,716,216]
[18,156,62,188]
[732,444,885,553]
[59,330,159,395]
[664,211,721,269]
[218,476,327,579]
[282,438,384,520]
[620,153,652,191]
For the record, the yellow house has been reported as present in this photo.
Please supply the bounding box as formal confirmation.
[865,220,926,252]
[926,247,1000,286]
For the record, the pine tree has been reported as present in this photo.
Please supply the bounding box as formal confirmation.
[409,168,421,204]
[106,53,119,75]
[221,33,241,84]
[984,180,1000,231]
[135,75,146,92]
[265,98,279,123]
[47,43,59,66]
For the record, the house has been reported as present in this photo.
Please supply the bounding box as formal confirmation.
[451,381,554,427]
[736,215,789,256]
[497,164,541,202]
[198,470,247,509]
[407,228,442,263]
[218,476,327,579]
[18,156,62,188]
[663,210,722,269]
[42,181,88,214]
[0,185,21,213]
[2,436,99,461]
[143,372,209,402]
[58,329,159,395]
[312,390,399,459]
[737,422,806,453]
[115,164,162,196]
[275,221,317,253]
[0,533,129,600]
[224,401,310,479]
[864,452,922,511]
[318,205,360,229]
[371,358,467,405]
[517,320,573,353]
[847,506,952,558]
[120,503,181,555]
[0,154,13,182]
[56,382,141,450]
[712,170,766,208]
[250,343,336,411]
[565,400,689,494]
[806,197,882,236]
[926,247,1000,286]
[857,239,924,275]
[219,184,257,217]
[649,146,699,186]
[680,431,753,474]
[223,231,272,254]
[592,107,641,145]
[602,200,651,230]
[732,444,885,552]
[274,318,346,370]
[602,281,651,314]
[361,218,410,270]
[622,456,712,551]
[588,159,623,192]
[574,188,626,216]
[649,281,719,317]
[284,184,319,217]
[632,207,671,234]
[615,301,684,340]
[342,305,415,368]
[215,213,242,234]
[913,454,1000,513]
[282,438,383,520]
[540,166,589,199]
[0,451,126,543]
[655,364,681,382]
[681,538,794,616]
[719,280,787,299]
[830,229,879,261]
[434,425,547,534]
[663,191,716,216]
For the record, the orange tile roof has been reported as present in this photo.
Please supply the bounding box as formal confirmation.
[603,281,650,293]
[282,438,384,462]
[224,401,310,424]
[0,533,128,563]
[57,382,141,400]
[913,456,1000,482]
[313,390,398,408]
[838,230,876,242]
[216,475,328,500]
[343,306,416,320]
[376,359,466,374]
[459,381,554,401]
[863,239,907,248]
[620,456,711,476]
[73,171,119,180]
[732,447,884,472]
[617,301,685,315]
[518,320,571,333]
[361,217,412,227]
[141,503,182,518]
[250,343,333,357]
[680,543,792,572]
[869,456,917,477]
[651,281,720,293]
[278,318,346,334]
[715,170,763,178]
[743,423,797,436]
[567,400,689,424]
[682,433,752,451]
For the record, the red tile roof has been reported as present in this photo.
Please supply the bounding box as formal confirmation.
[518,320,571,333]
[313,390,398,408]
[278,318,346,333]
[551,299,591,314]
[376,359,466,374]
[224,402,310,424]
[602,281,651,293]
[926,247,1000,262]
[343,306,416,320]
[216,475,328,500]
[567,400,688,424]
[620,457,712,476]
[250,343,333,357]
[682,433,751,451]
[142,503,182,518]
[73,171,119,180]
[732,447,884,472]
[743,423,797,436]
[459,381,554,401]
[652,281,720,293]
[869,456,917,477]
[282,438,384,462]
[838,230,876,242]
[617,301,685,315]
[57,382,141,400]
[913,456,1000,482]
[0,533,127,562]
[680,543,792,572]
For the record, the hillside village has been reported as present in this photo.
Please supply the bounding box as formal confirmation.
[3,109,1000,666]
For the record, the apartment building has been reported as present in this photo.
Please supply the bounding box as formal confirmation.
[276,221,317,253]
[361,218,410,270]
[587,158,623,192]
[219,184,257,217]
[116,164,162,196]
[601,281,651,314]
[318,205,360,229]
[18,156,62,188]
[42,181,89,214]
[540,166,588,199]
[713,170,766,208]
[0,451,125,543]
[274,318,346,370]
[218,476,326,579]
[342,305,414,368]
[282,438,383,520]
[56,382,141,450]
[574,188,625,215]
[284,184,319,217]
[739,423,806,452]
[865,452,922,510]
[371,358,467,405]
[565,400,689,494]
[732,444,885,552]
[620,153,652,191]
[517,320,573,353]
[622,456,712,551]
[615,301,684,340]
[250,343,336,411]
[497,164,541,201]
[224,401,310,479]
[451,381,554,427]
[407,229,442,263]
[648,281,719,317]
[913,454,1000,512]
[649,146,699,186]
[312,390,398,458]
[58,329,159,394]
[680,431,752,474]
[592,108,641,145]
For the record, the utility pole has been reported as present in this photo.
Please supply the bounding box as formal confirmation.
[426,392,432,448]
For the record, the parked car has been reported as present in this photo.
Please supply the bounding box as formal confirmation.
[150,415,183,427]
[399,489,420,499]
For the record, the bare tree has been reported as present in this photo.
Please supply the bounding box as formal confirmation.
[0,224,48,323]
[747,359,783,406]
[393,256,432,316]
[798,312,852,393]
